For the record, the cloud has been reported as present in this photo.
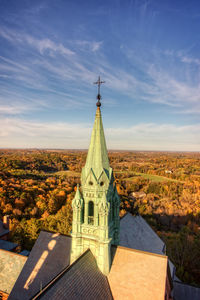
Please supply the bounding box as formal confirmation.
[147,66,200,107]
[0,118,199,151]
[0,74,10,78]
[0,118,91,148]
[0,28,75,56]
[0,27,200,116]
[106,123,200,151]
[180,56,200,65]
[25,36,75,56]
[0,104,30,115]
[0,118,89,137]
[118,45,200,112]
[0,88,50,115]
[74,40,103,52]
[91,41,102,52]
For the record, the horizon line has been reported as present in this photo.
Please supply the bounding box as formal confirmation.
[0,148,199,153]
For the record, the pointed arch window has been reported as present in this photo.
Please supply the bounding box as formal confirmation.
[88,201,94,225]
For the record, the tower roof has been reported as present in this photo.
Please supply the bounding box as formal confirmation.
[84,106,110,178]
[74,184,81,200]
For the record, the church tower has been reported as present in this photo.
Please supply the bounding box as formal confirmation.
[70,77,120,275]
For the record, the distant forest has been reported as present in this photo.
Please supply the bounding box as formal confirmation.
[0,150,199,286]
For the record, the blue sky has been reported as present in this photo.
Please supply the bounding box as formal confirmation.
[0,0,200,150]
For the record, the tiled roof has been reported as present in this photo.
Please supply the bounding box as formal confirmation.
[108,246,168,300]
[119,213,165,255]
[0,220,9,237]
[0,249,27,294]
[0,240,18,251]
[9,231,71,300]
[173,281,200,300]
[8,215,171,300]
[119,213,177,282]
[34,250,113,300]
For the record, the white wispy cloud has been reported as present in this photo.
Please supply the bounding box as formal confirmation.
[0,55,29,71]
[147,65,200,109]
[0,104,30,115]
[25,36,75,56]
[0,118,199,151]
[0,28,75,56]
[0,88,50,115]
[75,40,103,52]
[106,123,200,151]
[0,118,91,148]
[119,44,200,111]
[180,55,200,65]
[1,26,200,117]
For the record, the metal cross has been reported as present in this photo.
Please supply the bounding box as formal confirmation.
[94,76,105,103]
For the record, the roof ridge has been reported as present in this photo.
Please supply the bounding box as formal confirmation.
[0,248,27,260]
[40,229,72,238]
[116,245,168,259]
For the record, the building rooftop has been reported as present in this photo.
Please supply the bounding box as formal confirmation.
[0,249,27,295]
[31,245,168,300]
[8,214,173,300]
[0,239,18,251]
[0,220,9,238]
[108,246,168,300]
[34,250,113,300]
[119,213,165,255]
[173,281,200,300]
[19,250,30,257]
[9,231,71,300]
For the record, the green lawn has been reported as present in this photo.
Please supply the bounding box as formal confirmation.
[133,172,179,182]
[115,171,181,183]
[55,170,80,177]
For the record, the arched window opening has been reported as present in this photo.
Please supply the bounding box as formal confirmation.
[88,201,94,225]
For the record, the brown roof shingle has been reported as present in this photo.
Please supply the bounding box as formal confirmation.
[35,250,113,300]
[173,281,200,300]
[108,246,168,300]
[0,249,27,294]
[119,213,165,255]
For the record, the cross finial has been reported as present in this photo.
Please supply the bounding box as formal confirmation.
[94,76,105,107]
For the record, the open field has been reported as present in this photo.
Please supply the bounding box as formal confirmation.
[55,170,80,177]
[121,172,182,183]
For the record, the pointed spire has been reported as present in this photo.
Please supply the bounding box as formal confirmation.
[83,77,109,179]
[74,184,81,199]
[84,107,110,178]
[72,184,83,209]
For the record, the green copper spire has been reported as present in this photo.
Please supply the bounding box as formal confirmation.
[70,77,120,275]
[84,107,109,179]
